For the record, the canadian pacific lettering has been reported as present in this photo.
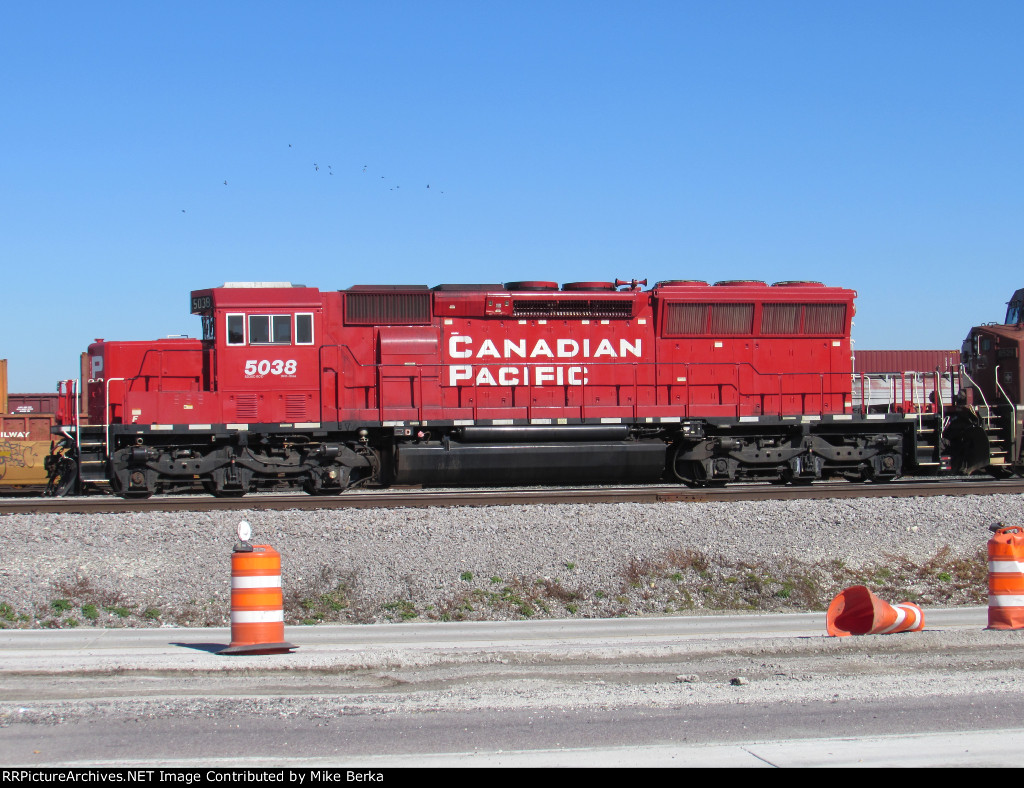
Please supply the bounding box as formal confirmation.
[446,334,640,387]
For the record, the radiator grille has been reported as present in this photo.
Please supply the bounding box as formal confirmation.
[760,303,802,334]
[803,303,846,334]
[709,303,754,334]
[663,302,754,335]
[761,303,847,334]
[664,303,709,334]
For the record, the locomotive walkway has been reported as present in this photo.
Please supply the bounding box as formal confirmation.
[2,477,1023,514]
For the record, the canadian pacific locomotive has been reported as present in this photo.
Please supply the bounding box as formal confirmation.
[43,278,1018,498]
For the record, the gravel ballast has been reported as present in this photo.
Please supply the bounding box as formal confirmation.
[0,493,1019,628]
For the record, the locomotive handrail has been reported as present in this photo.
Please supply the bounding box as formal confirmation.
[313,355,853,423]
[104,378,126,456]
[959,364,991,430]
[994,365,1014,409]
[994,365,1016,454]
[132,347,205,395]
[851,371,954,416]
[74,379,80,448]
[317,344,370,414]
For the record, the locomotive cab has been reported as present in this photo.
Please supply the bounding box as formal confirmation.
[188,282,324,425]
[960,286,1024,405]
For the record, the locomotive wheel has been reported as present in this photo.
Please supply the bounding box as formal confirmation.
[777,467,815,486]
[303,484,343,496]
[302,472,345,495]
[201,479,246,497]
[111,470,155,499]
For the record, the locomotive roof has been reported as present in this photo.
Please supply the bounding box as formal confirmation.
[190,283,322,311]
[188,279,856,316]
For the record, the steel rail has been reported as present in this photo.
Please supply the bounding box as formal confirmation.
[3,477,1024,515]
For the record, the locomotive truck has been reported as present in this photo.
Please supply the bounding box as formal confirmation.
[42,278,1008,498]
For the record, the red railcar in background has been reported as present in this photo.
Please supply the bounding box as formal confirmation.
[7,393,60,414]
[852,350,961,415]
[46,278,963,497]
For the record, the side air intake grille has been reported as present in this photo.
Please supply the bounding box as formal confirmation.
[234,395,259,421]
[512,300,635,319]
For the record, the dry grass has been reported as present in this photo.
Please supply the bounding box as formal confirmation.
[0,544,992,628]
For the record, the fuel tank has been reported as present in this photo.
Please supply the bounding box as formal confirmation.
[394,440,667,485]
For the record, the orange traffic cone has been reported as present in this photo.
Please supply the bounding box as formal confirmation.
[220,542,296,655]
[987,524,1024,630]
[826,585,924,637]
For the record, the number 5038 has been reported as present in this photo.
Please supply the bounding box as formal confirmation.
[244,359,298,376]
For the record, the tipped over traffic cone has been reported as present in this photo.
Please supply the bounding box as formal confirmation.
[826,585,924,637]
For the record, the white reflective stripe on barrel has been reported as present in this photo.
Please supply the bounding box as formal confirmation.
[989,595,1024,607]
[989,560,1024,573]
[230,610,284,623]
[231,575,282,589]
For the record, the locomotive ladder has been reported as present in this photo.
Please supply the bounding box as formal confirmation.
[976,405,1013,472]
[76,425,112,491]
[913,417,942,471]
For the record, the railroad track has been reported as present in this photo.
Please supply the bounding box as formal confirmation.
[2,477,1023,515]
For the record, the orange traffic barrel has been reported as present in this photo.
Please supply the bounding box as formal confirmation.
[988,525,1024,630]
[220,544,296,655]
[826,585,924,637]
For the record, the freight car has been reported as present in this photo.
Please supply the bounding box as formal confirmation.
[852,350,960,415]
[42,278,1000,498]
[0,361,59,491]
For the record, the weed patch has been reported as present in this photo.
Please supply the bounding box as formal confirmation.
[283,567,369,624]
[602,544,988,615]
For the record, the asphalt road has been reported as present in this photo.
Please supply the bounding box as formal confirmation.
[3,607,1024,768]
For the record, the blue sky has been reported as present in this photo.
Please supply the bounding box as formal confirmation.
[3,1,1022,391]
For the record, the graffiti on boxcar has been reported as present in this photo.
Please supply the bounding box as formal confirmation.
[0,440,39,480]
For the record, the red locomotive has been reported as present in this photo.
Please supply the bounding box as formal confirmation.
[947,287,1024,477]
[45,277,995,498]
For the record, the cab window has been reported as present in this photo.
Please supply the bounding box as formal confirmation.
[227,314,245,345]
[296,313,314,345]
[249,315,291,345]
